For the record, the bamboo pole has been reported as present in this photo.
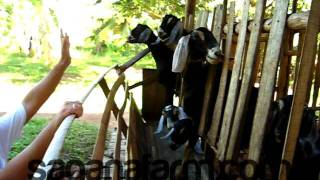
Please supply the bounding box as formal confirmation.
[112,83,129,180]
[279,0,320,178]
[245,0,290,178]
[116,48,150,74]
[33,65,117,179]
[227,0,267,163]
[99,79,128,137]
[92,74,125,161]
[224,0,251,161]
[214,1,235,161]
[203,4,225,145]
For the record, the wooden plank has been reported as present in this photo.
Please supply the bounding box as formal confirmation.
[142,69,166,121]
[222,0,250,161]
[195,11,204,28]
[312,44,320,108]
[128,94,148,161]
[277,30,292,99]
[226,0,267,161]
[279,0,320,178]
[213,1,235,161]
[252,41,266,84]
[202,4,225,143]
[293,32,305,90]
[245,0,290,177]
[91,74,125,161]
[200,11,209,28]
[99,79,128,137]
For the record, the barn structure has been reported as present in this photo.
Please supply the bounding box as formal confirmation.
[33,0,320,179]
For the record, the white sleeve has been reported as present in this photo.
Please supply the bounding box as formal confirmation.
[0,104,26,168]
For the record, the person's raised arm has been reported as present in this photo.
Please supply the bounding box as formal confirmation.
[22,34,71,122]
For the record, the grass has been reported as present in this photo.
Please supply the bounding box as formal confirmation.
[9,118,99,162]
[0,44,155,85]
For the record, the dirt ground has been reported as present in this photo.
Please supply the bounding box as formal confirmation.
[0,68,142,128]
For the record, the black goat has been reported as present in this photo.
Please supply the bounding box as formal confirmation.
[158,14,224,148]
[128,24,177,105]
[263,95,320,179]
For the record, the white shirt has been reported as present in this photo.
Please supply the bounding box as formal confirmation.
[0,104,26,169]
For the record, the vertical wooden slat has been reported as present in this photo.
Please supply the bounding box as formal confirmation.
[227,0,267,161]
[245,0,290,177]
[293,32,305,90]
[312,44,320,108]
[279,0,320,179]
[92,74,125,161]
[214,1,235,161]
[202,4,225,143]
[195,11,204,28]
[277,30,292,99]
[200,11,209,28]
[223,0,251,161]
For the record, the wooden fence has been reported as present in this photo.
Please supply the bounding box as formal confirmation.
[188,0,320,179]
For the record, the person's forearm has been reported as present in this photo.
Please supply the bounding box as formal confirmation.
[22,62,68,121]
[0,116,64,179]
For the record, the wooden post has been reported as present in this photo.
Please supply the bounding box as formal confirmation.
[279,0,320,178]
[184,0,197,30]
[203,4,225,144]
[223,0,251,161]
[312,44,320,108]
[227,0,267,162]
[245,0,290,178]
[214,1,235,161]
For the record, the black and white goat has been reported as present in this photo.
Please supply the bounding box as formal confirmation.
[128,24,177,105]
[158,14,223,149]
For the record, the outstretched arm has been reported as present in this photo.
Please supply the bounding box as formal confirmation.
[22,35,71,122]
[0,101,83,179]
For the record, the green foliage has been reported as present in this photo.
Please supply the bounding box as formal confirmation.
[112,0,185,19]
[9,118,99,162]
[0,52,51,83]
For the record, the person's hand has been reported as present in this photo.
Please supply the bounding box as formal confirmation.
[57,101,83,120]
[59,32,71,67]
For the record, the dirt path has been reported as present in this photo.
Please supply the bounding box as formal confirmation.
[0,68,142,127]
